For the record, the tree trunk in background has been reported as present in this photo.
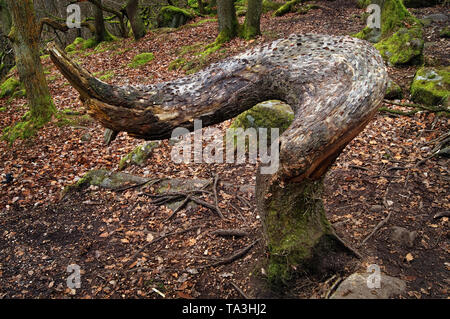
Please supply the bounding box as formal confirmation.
[93,0,108,43]
[0,0,13,80]
[198,0,206,15]
[126,0,146,40]
[216,0,238,42]
[243,0,262,39]
[5,0,55,123]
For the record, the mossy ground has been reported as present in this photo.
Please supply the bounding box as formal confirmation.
[168,41,228,74]
[374,26,424,66]
[0,76,21,99]
[410,66,450,106]
[2,100,56,145]
[65,35,117,54]
[128,52,155,68]
[274,0,301,17]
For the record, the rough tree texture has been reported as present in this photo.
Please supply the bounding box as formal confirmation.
[125,0,146,41]
[243,0,262,39]
[6,0,54,124]
[48,34,388,284]
[217,0,239,42]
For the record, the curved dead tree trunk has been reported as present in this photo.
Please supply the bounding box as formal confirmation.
[48,34,388,285]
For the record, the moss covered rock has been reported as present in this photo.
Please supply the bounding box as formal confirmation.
[157,6,194,28]
[410,66,450,106]
[119,141,159,170]
[0,77,20,99]
[262,0,283,13]
[374,26,424,66]
[65,169,150,193]
[128,52,155,68]
[230,100,294,148]
[385,79,403,99]
[273,0,300,17]
[354,0,424,66]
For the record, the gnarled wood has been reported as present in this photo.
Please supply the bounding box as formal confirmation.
[48,34,388,284]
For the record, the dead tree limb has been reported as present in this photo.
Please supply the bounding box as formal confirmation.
[48,34,388,283]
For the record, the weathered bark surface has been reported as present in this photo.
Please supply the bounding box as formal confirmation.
[125,0,146,41]
[48,33,388,283]
[6,0,54,122]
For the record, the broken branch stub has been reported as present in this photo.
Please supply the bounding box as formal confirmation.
[48,34,388,285]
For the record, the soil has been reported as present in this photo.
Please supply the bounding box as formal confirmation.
[0,1,448,299]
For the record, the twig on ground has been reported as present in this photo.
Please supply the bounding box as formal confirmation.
[213,174,224,219]
[201,239,260,268]
[211,229,248,238]
[129,225,201,263]
[165,195,191,221]
[360,212,392,246]
[229,281,249,299]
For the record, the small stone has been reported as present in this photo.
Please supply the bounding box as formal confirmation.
[81,133,91,142]
[391,226,418,248]
[371,205,383,212]
[331,273,406,299]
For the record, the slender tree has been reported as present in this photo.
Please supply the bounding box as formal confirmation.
[93,0,108,43]
[4,0,55,137]
[216,0,262,43]
[125,0,146,40]
[216,0,239,42]
[243,0,262,39]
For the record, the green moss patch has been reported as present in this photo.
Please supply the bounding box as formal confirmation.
[119,141,159,170]
[264,179,336,286]
[410,66,450,106]
[157,6,195,28]
[128,52,155,68]
[274,0,301,17]
[229,100,294,149]
[374,26,424,66]
[354,0,424,66]
[262,0,283,13]
[0,76,21,99]
[385,79,403,100]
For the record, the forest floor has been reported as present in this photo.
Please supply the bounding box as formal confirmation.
[0,0,448,299]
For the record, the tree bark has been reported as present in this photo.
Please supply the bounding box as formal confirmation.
[216,0,238,42]
[88,0,127,38]
[125,0,146,40]
[48,34,388,283]
[93,0,107,43]
[243,0,262,39]
[6,0,54,124]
